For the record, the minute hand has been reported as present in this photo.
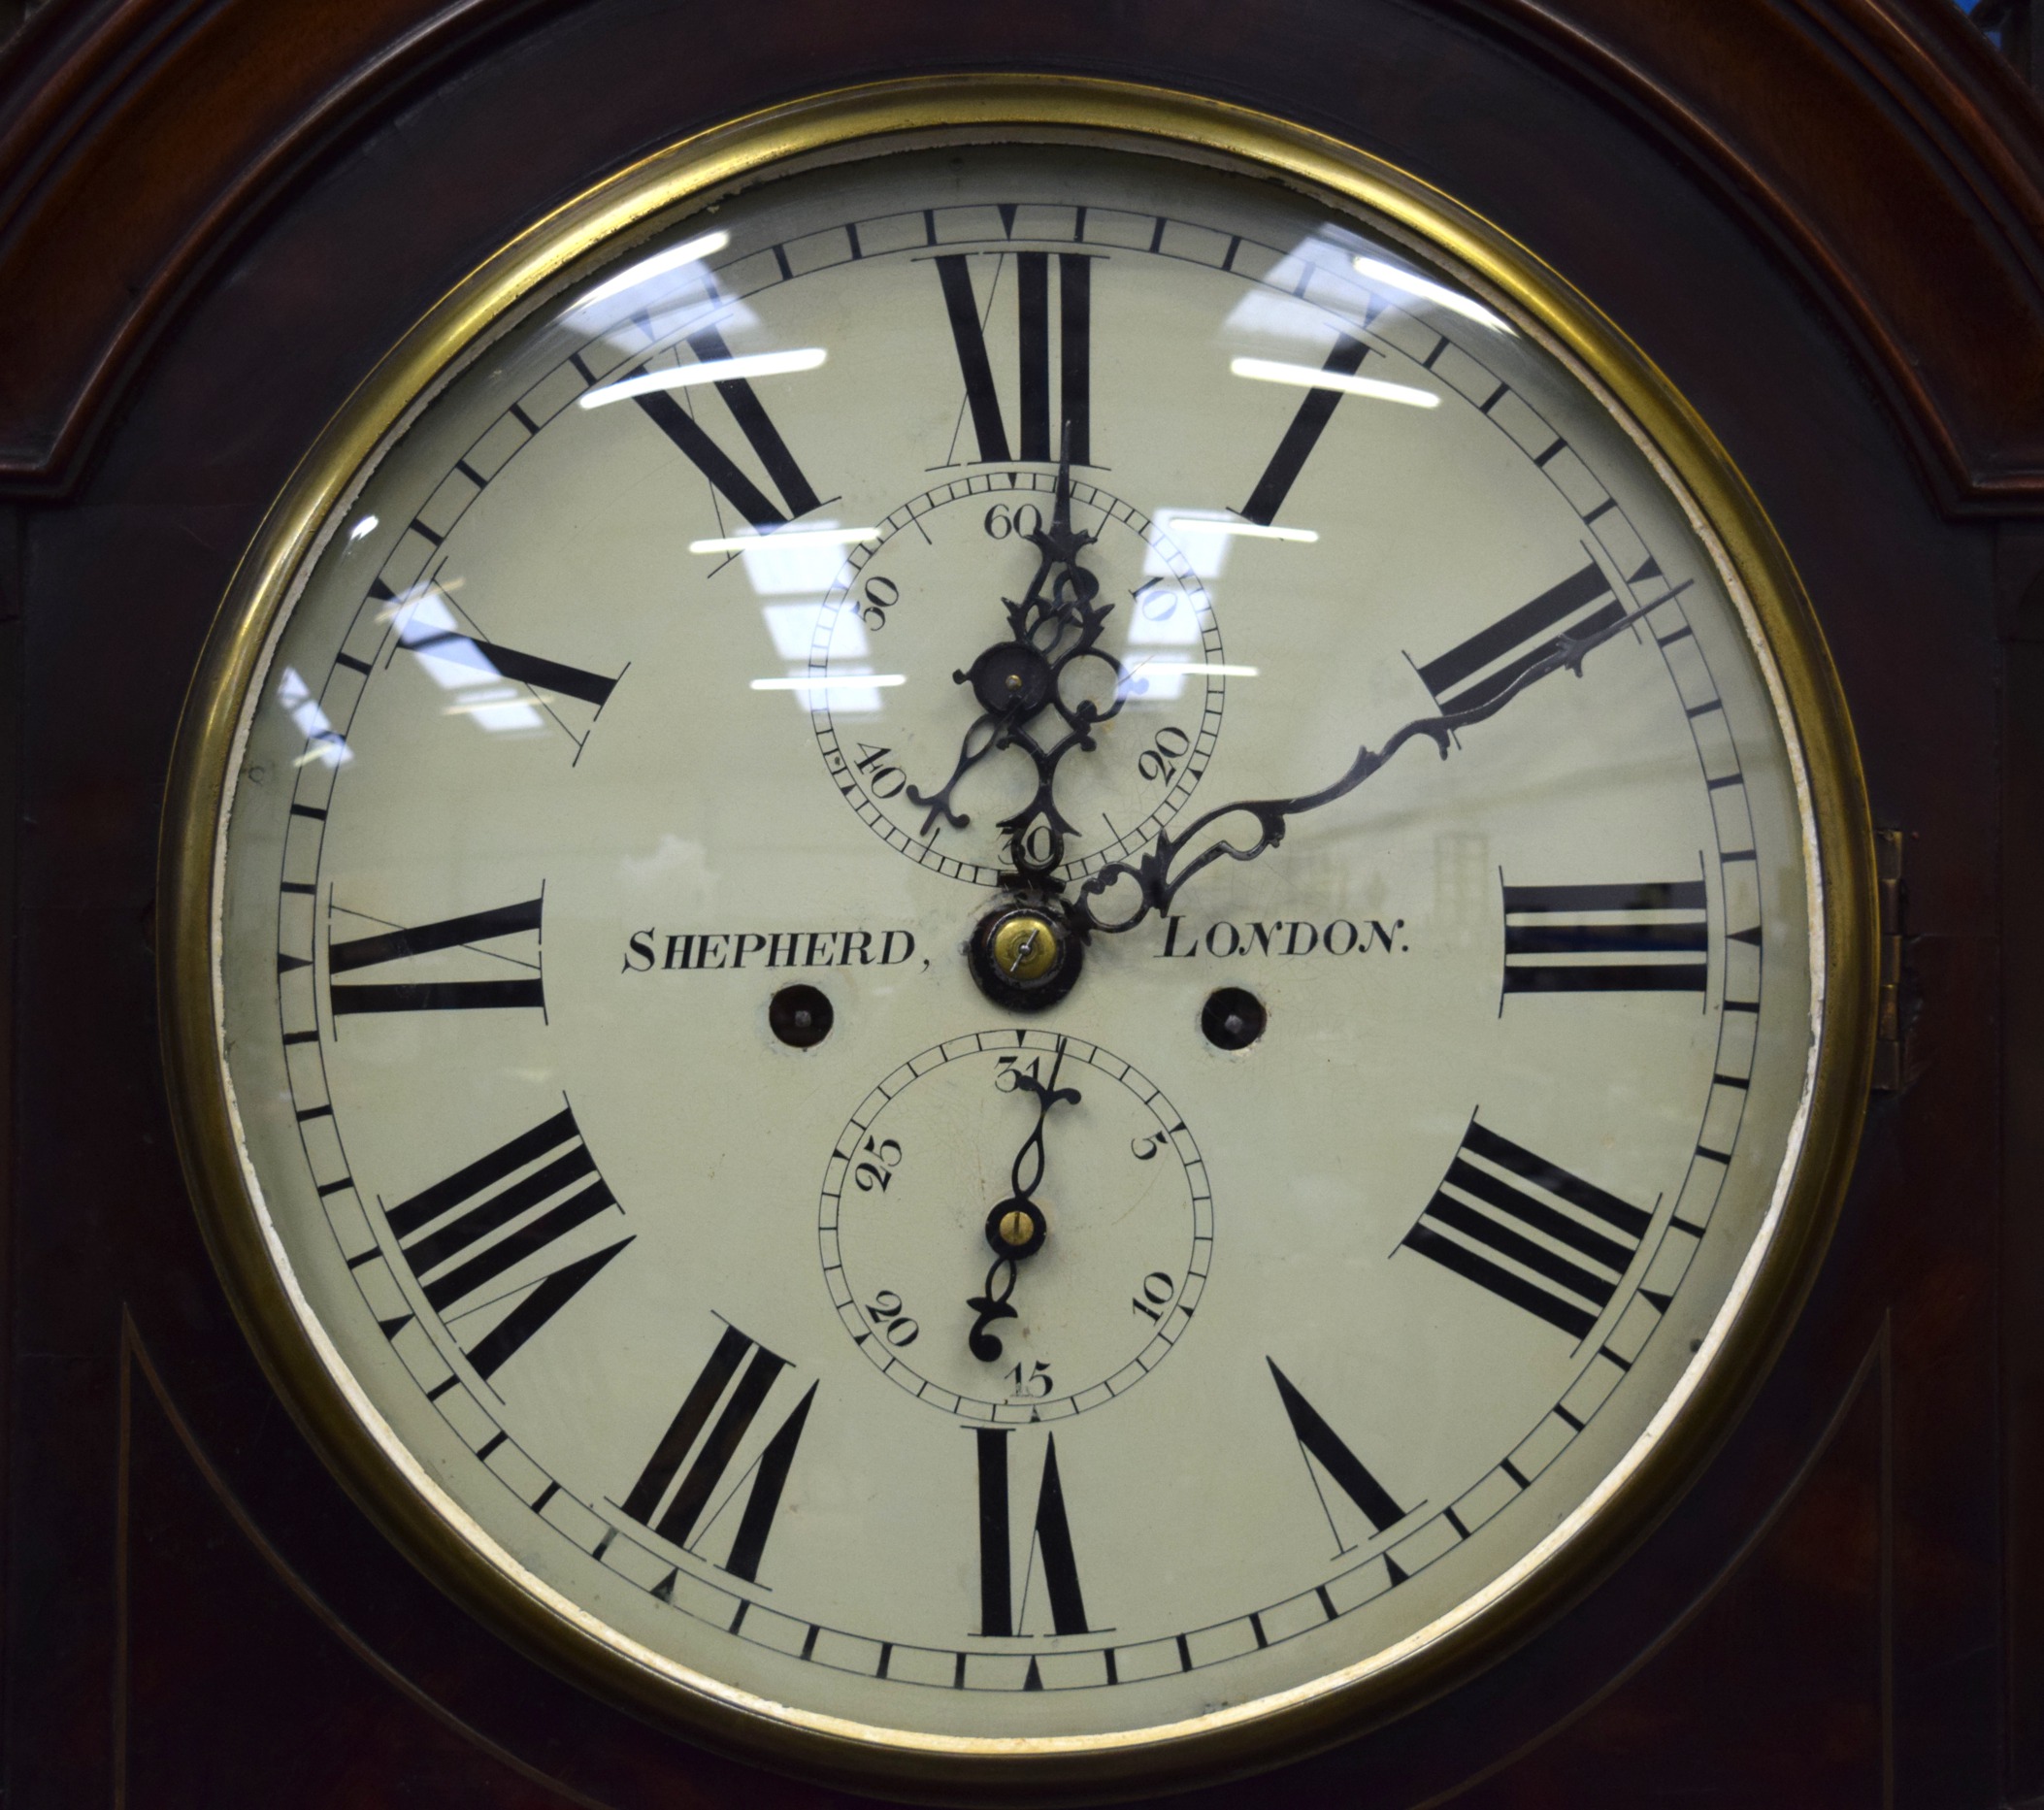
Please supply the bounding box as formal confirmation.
[1071,588,1680,937]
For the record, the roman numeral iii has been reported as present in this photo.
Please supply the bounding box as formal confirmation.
[384,1105,629,1378]
[619,1323,816,1584]
[975,1429,1090,1637]
[328,896,544,1016]
[1401,1120,1651,1339]
[629,323,822,531]
[1502,878,1708,994]
[936,251,1094,465]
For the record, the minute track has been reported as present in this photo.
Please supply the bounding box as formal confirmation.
[314,1220,1713,1698]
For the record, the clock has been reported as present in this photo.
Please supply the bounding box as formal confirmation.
[158,78,1873,1797]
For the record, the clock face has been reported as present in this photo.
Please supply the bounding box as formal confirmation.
[203,131,1831,1761]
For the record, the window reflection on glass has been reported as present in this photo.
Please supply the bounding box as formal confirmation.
[392,586,547,736]
[755,600,892,714]
[277,667,350,767]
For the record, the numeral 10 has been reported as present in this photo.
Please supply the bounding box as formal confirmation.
[1132,1269,1175,1320]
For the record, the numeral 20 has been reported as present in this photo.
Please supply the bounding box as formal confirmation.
[864,1289,920,1346]
[1137,726,1191,784]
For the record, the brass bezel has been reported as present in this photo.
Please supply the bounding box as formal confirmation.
[159,75,1876,1803]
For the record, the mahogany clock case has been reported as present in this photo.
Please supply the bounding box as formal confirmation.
[0,1,2033,1806]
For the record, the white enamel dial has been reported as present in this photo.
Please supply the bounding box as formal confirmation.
[209,137,1825,1754]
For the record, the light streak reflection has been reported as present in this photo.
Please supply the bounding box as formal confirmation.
[579,347,825,411]
[1230,356,1438,409]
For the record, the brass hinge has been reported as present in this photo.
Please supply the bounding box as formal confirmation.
[1871,828,1917,1093]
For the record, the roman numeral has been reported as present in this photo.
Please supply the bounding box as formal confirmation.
[396,603,617,709]
[328,897,544,1016]
[631,324,822,530]
[1503,878,1708,993]
[975,1429,1090,1636]
[1267,1360,1404,1549]
[619,1323,816,1583]
[1414,561,1624,713]
[1401,1121,1651,1339]
[1238,333,1369,525]
[385,1106,629,1378]
[936,251,1094,465]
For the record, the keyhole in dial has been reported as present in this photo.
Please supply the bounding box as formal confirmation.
[1202,986,1266,1051]
[769,984,834,1048]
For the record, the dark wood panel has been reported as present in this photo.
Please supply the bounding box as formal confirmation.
[1449,1330,1893,1808]
[1999,526,2044,1804]
[1,0,2043,507]
[1463,0,2044,511]
[119,1320,606,1810]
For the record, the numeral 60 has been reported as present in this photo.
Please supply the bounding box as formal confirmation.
[983,503,1044,541]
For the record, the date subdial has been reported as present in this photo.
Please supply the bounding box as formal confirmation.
[819,1030,1212,1423]
[808,473,1227,887]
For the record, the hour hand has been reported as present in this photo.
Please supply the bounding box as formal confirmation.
[1071,591,1667,935]
[905,706,1005,836]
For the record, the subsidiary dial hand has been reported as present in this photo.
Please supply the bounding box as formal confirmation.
[968,1036,1081,1362]
[1071,588,1677,936]
[906,431,1133,885]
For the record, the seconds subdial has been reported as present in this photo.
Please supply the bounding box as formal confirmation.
[810,471,1226,885]
[820,1030,1212,1422]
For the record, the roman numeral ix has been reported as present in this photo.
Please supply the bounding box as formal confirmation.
[328,896,544,1016]
[385,1105,630,1379]
[630,323,822,531]
[1401,1120,1652,1339]
[1503,877,1708,994]
[936,250,1094,465]
[976,1429,1090,1637]
[619,1323,816,1584]
[1414,560,1625,713]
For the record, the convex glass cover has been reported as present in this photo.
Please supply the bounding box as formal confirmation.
[176,102,1863,1785]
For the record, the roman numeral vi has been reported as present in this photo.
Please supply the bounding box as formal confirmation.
[975,1429,1090,1637]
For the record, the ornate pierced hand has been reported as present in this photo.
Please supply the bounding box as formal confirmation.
[1070,586,1681,936]
[906,432,1133,886]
